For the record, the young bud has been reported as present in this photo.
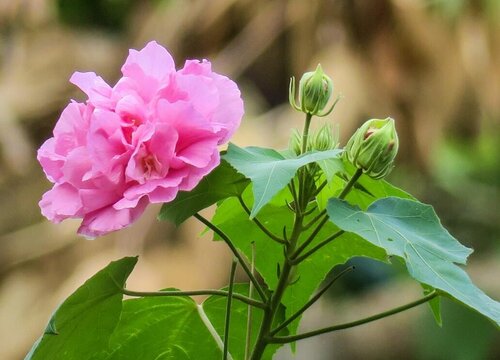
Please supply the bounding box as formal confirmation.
[345,118,399,179]
[289,64,338,117]
[311,124,339,151]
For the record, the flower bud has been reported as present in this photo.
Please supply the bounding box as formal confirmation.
[311,124,339,151]
[345,117,399,179]
[289,64,336,117]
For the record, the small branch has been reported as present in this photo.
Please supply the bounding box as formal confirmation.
[270,266,354,336]
[223,259,238,360]
[292,214,329,259]
[269,291,439,344]
[120,288,266,309]
[338,168,363,200]
[292,169,362,261]
[302,209,326,231]
[238,197,286,244]
[194,213,268,302]
[291,230,345,264]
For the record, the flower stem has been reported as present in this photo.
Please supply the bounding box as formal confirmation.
[223,258,238,360]
[194,213,268,302]
[269,291,439,344]
[120,288,266,309]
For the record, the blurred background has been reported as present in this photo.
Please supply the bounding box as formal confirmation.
[0,0,499,359]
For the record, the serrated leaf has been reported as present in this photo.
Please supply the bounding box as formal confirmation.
[159,159,249,225]
[327,197,500,325]
[223,143,342,217]
[102,295,223,360]
[25,257,138,360]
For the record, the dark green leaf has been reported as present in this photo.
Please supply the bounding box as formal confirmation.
[327,197,500,325]
[159,160,249,225]
[224,143,342,217]
[25,257,138,360]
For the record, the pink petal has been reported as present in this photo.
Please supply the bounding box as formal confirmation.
[39,183,83,223]
[70,72,113,109]
[121,41,175,83]
[77,197,148,238]
[37,138,64,182]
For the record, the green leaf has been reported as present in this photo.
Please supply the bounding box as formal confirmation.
[25,257,138,360]
[423,284,442,326]
[102,295,223,360]
[158,159,249,225]
[327,197,500,325]
[224,143,342,217]
[316,157,345,182]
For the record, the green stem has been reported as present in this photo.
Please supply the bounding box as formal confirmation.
[250,213,304,360]
[238,196,286,244]
[302,209,326,231]
[223,259,238,360]
[269,291,439,344]
[291,168,362,261]
[270,266,354,336]
[120,288,266,309]
[194,213,268,302]
[301,113,313,154]
[338,168,363,200]
[245,243,256,360]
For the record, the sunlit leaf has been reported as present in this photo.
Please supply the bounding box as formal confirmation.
[224,143,342,217]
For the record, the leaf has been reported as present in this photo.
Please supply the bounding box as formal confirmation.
[202,284,286,360]
[25,257,138,360]
[224,143,342,217]
[327,197,500,325]
[102,295,223,360]
[158,159,249,225]
[316,157,345,182]
[423,284,442,326]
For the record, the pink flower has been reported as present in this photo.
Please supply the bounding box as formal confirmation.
[38,41,244,238]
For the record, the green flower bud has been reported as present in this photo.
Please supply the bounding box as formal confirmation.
[345,117,399,179]
[311,124,339,151]
[289,64,338,117]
